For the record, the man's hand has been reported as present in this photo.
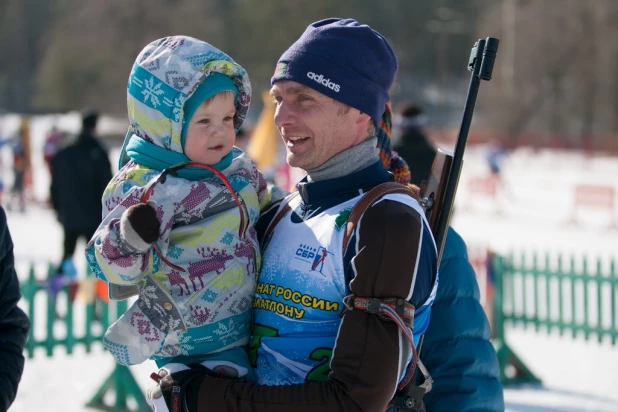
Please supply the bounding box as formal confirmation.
[148,364,216,412]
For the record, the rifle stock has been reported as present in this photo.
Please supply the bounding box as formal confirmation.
[419,149,453,263]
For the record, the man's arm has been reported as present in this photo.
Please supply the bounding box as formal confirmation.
[188,200,437,412]
[0,207,30,410]
[421,228,504,411]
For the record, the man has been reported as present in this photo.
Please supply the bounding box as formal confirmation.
[149,18,439,411]
[391,102,436,187]
[51,111,112,275]
[0,206,30,410]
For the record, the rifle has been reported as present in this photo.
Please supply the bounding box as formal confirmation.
[389,37,499,412]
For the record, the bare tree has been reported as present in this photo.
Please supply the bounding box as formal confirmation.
[477,0,618,150]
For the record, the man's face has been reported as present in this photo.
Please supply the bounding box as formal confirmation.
[184,92,236,165]
[270,80,370,170]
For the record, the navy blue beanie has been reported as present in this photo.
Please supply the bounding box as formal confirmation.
[271,18,398,127]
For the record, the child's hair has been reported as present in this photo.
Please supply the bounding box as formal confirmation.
[202,90,236,107]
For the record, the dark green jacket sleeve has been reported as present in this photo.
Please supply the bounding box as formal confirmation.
[0,206,30,411]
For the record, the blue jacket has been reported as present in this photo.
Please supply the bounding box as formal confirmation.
[422,228,504,411]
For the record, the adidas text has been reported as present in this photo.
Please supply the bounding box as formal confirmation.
[307,72,340,92]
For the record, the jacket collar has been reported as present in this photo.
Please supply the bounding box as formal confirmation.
[296,160,392,210]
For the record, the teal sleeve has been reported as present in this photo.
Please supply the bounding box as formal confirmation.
[421,228,504,412]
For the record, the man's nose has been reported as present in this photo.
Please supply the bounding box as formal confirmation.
[274,102,296,129]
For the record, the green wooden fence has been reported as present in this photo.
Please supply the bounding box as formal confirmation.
[20,263,150,411]
[492,252,618,385]
[22,251,618,400]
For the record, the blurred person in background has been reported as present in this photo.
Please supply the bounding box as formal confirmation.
[8,118,31,213]
[50,111,112,276]
[392,102,436,187]
[43,125,64,208]
[486,138,508,181]
[43,125,63,175]
[0,132,12,206]
[0,205,30,411]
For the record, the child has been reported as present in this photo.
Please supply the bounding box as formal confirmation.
[86,36,280,381]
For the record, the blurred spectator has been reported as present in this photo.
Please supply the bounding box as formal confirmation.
[0,205,30,410]
[43,126,63,174]
[0,134,11,205]
[392,102,436,186]
[8,118,32,213]
[486,139,508,180]
[50,111,112,275]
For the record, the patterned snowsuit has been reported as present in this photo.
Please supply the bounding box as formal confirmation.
[86,36,277,370]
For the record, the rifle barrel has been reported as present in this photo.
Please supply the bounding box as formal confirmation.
[434,38,499,263]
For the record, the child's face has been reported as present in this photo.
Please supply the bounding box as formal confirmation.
[184,92,236,165]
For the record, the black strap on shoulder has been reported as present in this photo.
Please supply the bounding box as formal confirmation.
[260,192,298,253]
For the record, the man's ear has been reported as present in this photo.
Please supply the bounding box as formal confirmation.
[353,111,372,143]
[354,111,372,127]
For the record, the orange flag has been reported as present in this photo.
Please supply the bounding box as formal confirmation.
[247,91,279,171]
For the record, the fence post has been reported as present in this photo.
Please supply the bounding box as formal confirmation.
[492,253,541,385]
[46,265,57,357]
[66,278,75,355]
[493,255,505,344]
[84,296,95,353]
[597,257,604,344]
[20,260,150,410]
[609,259,618,345]
[23,264,37,359]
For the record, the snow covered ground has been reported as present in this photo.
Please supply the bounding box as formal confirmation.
[3,114,618,411]
[452,146,618,412]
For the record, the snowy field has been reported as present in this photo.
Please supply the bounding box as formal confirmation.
[3,114,618,411]
[453,146,618,412]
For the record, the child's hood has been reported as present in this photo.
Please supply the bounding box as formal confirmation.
[121,36,251,165]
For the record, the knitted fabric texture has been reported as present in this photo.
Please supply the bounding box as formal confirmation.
[378,103,412,185]
[270,18,398,128]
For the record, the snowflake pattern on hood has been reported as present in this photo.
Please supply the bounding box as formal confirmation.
[121,36,251,165]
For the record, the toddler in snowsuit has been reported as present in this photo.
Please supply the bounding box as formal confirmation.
[86,36,280,380]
